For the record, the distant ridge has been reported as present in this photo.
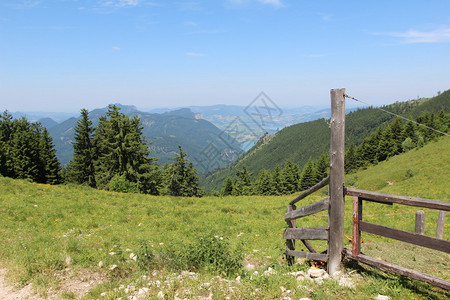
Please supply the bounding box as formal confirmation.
[202,90,450,191]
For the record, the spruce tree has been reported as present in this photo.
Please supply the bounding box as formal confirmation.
[162,145,202,197]
[345,142,357,174]
[221,176,234,196]
[253,168,274,195]
[280,160,300,194]
[233,165,253,195]
[0,111,14,178]
[299,158,315,191]
[271,165,282,195]
[314,153,329,182]
[68,109,96,187]
[37,127,61,184]
[94,105,161,194]
[10,118,40,181]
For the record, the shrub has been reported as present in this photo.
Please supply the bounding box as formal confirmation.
[108,174,139,193]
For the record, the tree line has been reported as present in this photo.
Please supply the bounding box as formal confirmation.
[345,110,449,174]
[220,154,329,196]
[0,111,61,184]
[220,110,449,196]
[0,106,203,197]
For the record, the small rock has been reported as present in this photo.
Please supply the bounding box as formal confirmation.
[108,252,116,255]
[98,261,103,268]
[339,277,355,289]
[263,267,276,276]
[235,275,241,283]
[375,295,390,300]
[280,286,286,293]
[157,291,164,299]
[138,287,149,295]
[200,282,211,289]
[109,264,117,270]
[100,292,107,296]
[309,268,325,278]
[299,298,311,300]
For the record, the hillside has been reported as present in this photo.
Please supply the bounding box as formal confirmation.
[0,137,448,299]
[202,90,450,191]
[48,105,242,172]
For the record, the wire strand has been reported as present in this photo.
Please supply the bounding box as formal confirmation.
[344,94,450,137]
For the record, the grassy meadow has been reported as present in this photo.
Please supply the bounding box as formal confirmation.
[0,138,449,299]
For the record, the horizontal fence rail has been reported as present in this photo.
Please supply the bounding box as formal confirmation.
[345,187,450,211]
[344,249,450,290]
[346,188,450,290]
[284,176,331,265]
[283,227,329,241]
[285,197,329,221]
[290,176,330,205]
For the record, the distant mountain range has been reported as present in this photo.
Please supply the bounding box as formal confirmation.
[201,90,450,191]
[45,105,243,173]
[12,103,355,173]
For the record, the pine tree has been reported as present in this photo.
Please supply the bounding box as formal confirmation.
[221,176,234,196]
[389,117,405,155]
[10,118,40,181]
[233,165,253,195]
[280,160,300,194]
[314,153,329,182]
[253,168,274,195]
[67,109,96,187]
[37,127,61,184]
[162,145,202,197]
[299,158,315,191]
[0,111,14,178]
[271,165,282,195]
[377,126,396,162]
[94,105,161,194]
[345,142,357,174]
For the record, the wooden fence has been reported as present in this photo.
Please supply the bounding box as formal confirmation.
[284,176,330,263]
[344,188,450,290]
[283,88,449,290]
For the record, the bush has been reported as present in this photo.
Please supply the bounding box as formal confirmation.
[108,174,139,193]
[136,234,243,277]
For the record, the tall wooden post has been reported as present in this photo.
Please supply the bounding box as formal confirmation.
[328,88,346,275]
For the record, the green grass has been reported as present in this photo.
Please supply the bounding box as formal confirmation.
[0,138,449,299]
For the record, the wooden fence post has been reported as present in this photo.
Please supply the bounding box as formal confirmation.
[436,210,446,239]
[285,205,297,265]
[415,210,425,235]
[328,88,346,275]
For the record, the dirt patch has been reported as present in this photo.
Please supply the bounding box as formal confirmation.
[0,269,41,300]
[51,268,108,298]
[0,268,107,299]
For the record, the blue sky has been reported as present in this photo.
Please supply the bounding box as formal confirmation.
[1,0,449,112]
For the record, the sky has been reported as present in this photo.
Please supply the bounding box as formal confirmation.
[0,0,449,112]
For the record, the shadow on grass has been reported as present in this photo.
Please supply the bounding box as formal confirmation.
[343,258,449,300]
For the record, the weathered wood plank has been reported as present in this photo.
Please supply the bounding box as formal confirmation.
[285,197,329,221]
[328,88,346,275]
[415,210,425,235]
[286,250,328,262]
[345,188,450,211]
[290,176,330,205]
[436,210,446,239]
[343,249,450,290]
[360,221,450,253]
[352,196,362,255]
[283,227,329,241]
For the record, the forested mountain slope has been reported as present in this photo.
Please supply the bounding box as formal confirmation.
[49,105,242,172]
[202,90,450,191]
